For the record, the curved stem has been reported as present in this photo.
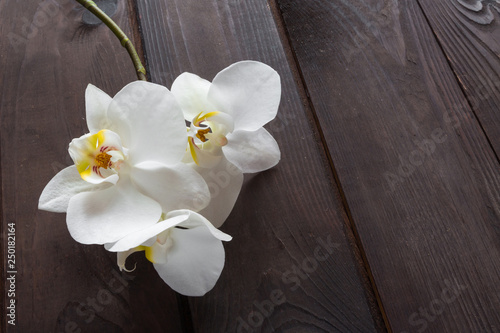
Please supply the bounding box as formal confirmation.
[75,0,147,81]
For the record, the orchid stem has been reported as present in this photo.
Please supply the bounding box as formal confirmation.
[75,0,147,81]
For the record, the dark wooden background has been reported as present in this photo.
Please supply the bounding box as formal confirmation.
[1,0,500,332]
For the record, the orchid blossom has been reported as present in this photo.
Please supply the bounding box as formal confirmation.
[39,82,210,245]
[105,210,232,296]
[170,61,281,227]
[171,61,281,173]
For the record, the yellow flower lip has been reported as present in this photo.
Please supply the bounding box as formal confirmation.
[69,129,125,183]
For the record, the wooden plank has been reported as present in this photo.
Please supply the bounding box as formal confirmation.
[0,1,183,331]
[136,0,386,332]
[275,0,500,331]
[417,0,500,157]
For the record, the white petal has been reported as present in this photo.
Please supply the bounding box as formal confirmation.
[107,81,187,166]
[224,128,280,173]
[39,165,111,213]
[66,178,162,245]
[153,221,227,296]
[131,161,210,213]
[85,84,112,133]
[105,214,190,252]
[171,72,216,121]
[190,158,243,227]
[208,61,281,132]
[167,210,232,241]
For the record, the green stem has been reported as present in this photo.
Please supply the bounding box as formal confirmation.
[75,0,147,81]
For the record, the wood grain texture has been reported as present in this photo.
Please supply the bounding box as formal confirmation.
[135,0,385,332]
[275,0,500,332]
[417,0,500,158]
[0,1,183,332]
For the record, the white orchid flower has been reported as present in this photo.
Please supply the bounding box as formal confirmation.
[171,60,282,173]
[170,61,281,227]
[105,210,232,296]
[39,82,210,245]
